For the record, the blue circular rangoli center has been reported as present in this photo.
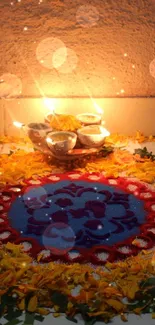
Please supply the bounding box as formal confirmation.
[8,180,146,249]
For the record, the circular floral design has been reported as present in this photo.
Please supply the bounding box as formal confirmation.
[0,173,155,264]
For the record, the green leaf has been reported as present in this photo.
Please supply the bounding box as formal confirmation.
[77,304,89,315]
[92,300,101,309]
[66,316,78,323]
[5,319,21,325]
[140,278,155,288]
[76,304,95,324]
[142,305,154,314]
[23,312,35,325]
[127,294,151,311]
[84,318,97,325]
[25,292,35,311]
[145,287,155,298]
[34,315,45,322]
[0,288,18,317]
[51,292,68,313]
[8,150,14,156]
[134,147,155,161]
[4,310,22,321]
[99,146,114,156]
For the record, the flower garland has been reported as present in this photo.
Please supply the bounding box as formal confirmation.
[0,147,154,186]
[105,131,155,145]
[0,243,155,325]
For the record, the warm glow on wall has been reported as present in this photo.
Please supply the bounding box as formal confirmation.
[0,0,154,98]
[93,102,103,116]
[43,98,56,114]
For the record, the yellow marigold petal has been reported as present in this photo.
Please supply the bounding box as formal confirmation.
[101,286,122,297]
[27,296,38,312]
[120,313,128,322]
[106,299,125,312]
[36,308,50,315]
[67,302,74,311]
[16,269,27,280]
[18,298,25,310]
[88,311,106,317]
[54,305,60,312]
[133,308,142,315]
[53,313,60,317]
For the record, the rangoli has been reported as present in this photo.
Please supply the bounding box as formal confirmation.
[0,172,155,264]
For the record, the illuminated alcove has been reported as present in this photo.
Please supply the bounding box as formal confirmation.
[0,0,155,135]
[0,4,155,325]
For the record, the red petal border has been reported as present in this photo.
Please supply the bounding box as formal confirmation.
[0,172,155,265]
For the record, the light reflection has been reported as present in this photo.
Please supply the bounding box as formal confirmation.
[43,98,56,114]
[13,121,24,128]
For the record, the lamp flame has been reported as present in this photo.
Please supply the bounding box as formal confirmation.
[46,137,53,144]
[13,121,24,128]
[93,102,103,115]
[43,98,55,114]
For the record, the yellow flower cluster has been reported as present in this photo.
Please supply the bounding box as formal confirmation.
[0,134,154,185]
[0,150,62,185]
[0,135,32,145]
[49,115,82,131]
[77,149,155,184]
[105,131,155,146]
[0,243,155,321]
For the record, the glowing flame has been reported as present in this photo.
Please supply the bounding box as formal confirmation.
[46,137,53,144]
[13,121,24,128]
[43,98,55,114]
[93,102,103,115]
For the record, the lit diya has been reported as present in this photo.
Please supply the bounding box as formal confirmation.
[13,121,52,150]
[76,113,102,126]
[46,131,77,154]
[77,125,110,147]
[26,123,52,149]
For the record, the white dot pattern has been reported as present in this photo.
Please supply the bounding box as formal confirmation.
[96,252,109,261]
[0,231,11,239]
[68,251,80,259]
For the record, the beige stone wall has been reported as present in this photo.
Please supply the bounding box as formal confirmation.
[0,0,155,98]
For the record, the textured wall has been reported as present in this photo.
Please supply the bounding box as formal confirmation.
[0,0,155,98]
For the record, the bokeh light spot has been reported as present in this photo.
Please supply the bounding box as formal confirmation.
[43,222,75,255]
[76,5,99,28]
[36,37,66,69]
[23,185,47,209]
[53,48,78,74]
[52,46,67,69]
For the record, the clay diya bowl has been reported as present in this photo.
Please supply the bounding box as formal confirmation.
[76,113,101,126]
[26,123,52,146]
[46,131,77,154]
[77,125,110,147]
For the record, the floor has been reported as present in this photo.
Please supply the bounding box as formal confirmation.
[1,312,155,325]
[0,140,155,324]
